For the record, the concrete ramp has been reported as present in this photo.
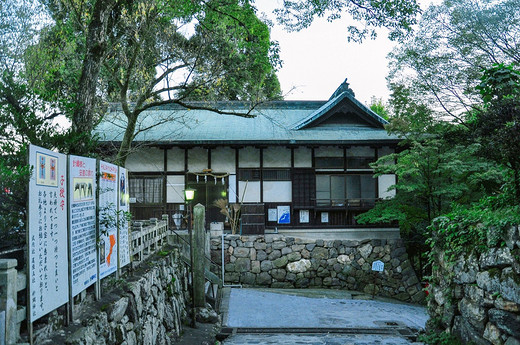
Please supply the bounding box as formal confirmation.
[220,288,428,344]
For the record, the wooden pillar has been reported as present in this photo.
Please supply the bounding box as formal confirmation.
[0,259,18,345]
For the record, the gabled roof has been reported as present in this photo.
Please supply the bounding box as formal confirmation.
[95,80,398,146]
[291,80,389,130]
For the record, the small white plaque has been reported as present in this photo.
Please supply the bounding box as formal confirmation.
[299,210,309,223]
[321,212,329,223]
[372,260,384,272]
[268,208,278,222]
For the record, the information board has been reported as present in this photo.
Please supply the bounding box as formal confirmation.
[98,161,119,279]
[118,167,131,268]
[28,144,69,321]
[69,155,97,296]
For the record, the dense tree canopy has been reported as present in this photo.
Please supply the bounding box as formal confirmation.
[388,0,520,121]
[274,0,421,42]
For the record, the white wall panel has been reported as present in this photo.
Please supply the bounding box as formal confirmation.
[315,147,342,157]
[263,181,292,202]
[294,147,312,167]
[239,181,261,202]
[263,147,291,167]
[378,174,396,199]
[188,147,208,172]
[212,147,235,173]
[239,147,260,168]
[125,147,163,172]
[167,175,185,203]
[167,147,185,171]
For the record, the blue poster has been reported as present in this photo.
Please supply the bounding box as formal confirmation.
[277,206,290,224]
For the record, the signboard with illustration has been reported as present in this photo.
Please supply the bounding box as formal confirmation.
[28,144,69,321]
[118,167,131,268]
[98,161,119,279]
[69,155,97,297]
[277,205,290,224]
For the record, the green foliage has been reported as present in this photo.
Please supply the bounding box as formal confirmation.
[357,87,503,276]
[369,97,389,120]
[418,330,462,345]
[471,63,520,202]
[427,195,520,264]
[274,0,421,42]
[388,0,520,121]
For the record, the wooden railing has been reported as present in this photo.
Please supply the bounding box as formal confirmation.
[130,214,169,266]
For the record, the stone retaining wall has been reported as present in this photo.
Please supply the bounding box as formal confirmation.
[210,234,424,303]
[38,247,190,345]
[428,226,520,345]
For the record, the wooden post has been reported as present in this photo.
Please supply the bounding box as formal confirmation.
[192,203,206,309]
[0,259,18,345]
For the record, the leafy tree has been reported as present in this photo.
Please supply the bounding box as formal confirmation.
[472,63,520,202]
[0,0,76,245]
[369,96,389,120]
[29,0,282,164]
[388,0,520,121]
[273,0,421,42]
[357,86,503,276]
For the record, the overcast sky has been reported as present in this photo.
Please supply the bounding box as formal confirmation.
[256,1,432,105]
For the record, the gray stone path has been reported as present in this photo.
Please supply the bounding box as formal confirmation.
[221,288,428,344]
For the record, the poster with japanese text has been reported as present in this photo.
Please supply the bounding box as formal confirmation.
[69,155,97,297]
[28,144,69,321]
[118,167,131,268]
[98,161,118,279]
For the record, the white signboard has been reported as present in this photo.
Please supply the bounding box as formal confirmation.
[268,208,277,222]
[28,144,69,321]
[277,206,290,224]
[321,212,329,223]
[69,155,97,297]
[118,167,131,268]
[299,210,309,223]
[98,161,119,279]
[372,260,385,272]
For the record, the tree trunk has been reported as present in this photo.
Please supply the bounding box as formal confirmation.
[72,0,117,154]
[115,112,138,166]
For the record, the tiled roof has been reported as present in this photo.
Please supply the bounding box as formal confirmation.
[95,96,398,146]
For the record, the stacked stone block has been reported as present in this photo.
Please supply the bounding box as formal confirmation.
[210,234,424,303]
[429,226,520,345]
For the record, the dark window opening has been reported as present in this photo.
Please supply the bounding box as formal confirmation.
[129,176,163,204]
[263,169,291,181]
[315,156,344,169]
[238,169,261,181]
[316,174,376,207]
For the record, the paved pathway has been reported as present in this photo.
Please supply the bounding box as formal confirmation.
[221,288,428,345]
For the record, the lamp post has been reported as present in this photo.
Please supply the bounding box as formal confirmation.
[184,188,196,328]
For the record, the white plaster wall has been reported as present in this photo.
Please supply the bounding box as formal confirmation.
[379,174,396,199]
[263,181,292,202]
[188,147,208,172]
[348,146,375,157]
[211,147,235,173]
[315,147,342,157]
[294,147,312,167]
[239,181,261,202]
[263,147,291,167]
[167,148,185,171]
[239,147,260,168]
[125,147,163,172]
[166,175,185,203]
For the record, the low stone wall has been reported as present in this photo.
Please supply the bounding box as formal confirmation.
[210,234,424,303]
[428,226,520,345]
[37,246,190,345]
